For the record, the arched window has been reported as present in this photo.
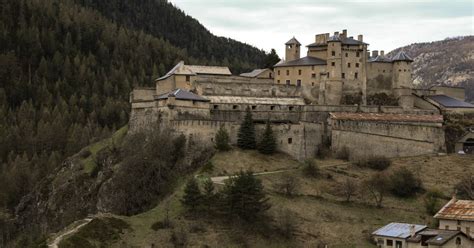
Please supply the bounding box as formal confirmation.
[456,237,461,245]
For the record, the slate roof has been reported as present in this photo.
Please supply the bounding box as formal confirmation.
[434,198,474,221]
[368,55,393,63]
[427,95,474,108]
[240,69,269,78]
[330,112,444,123]
[157,61,231,81]
[273,56,326,67]
[372,223,427,239]
[327,35,368,45]
[391,51,414,62]
[285,37,301,45]
[155,89,210,102]
[417,229,465,246]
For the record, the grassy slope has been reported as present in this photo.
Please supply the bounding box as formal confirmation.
[61,149,474,247]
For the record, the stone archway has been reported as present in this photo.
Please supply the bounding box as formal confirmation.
[464,138,474,154]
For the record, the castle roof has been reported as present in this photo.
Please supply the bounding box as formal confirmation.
[155,89,210,102]
[157,61,231,81]
[285,37,301,45]
[427,95,474,108]
[273,56,326,67]
[330,112,444,123]
[434,198,474,221]
[240,68,270,78]
[391,51,414,62]
[368,55,392,63]
[325,35,368,46]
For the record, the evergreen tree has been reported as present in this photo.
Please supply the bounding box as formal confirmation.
[215,125,231,151]
[237,108,256,149]
[181,178,202,212]
[258,121,276,154]
[222,170,270,220]
[264,49,281,69]
[202,179,215,211]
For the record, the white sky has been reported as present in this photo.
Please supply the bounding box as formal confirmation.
[169,0,474,57]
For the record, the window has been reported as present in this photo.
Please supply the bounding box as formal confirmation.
[251,105,257,110]
[395,241,402,248]
[341,73,345,79]
[327,73,330,78]
[185,75,190,82]
[356,51,360,57]
[269,73,272,78]
[297,80,301,87]
[456,237,461,245]
[278,70,280,75]
[277,80,280,84]
[348,63,351,68]
[386,239,393,246]
[345,53,348,57]
[312,73,316,78]
[286,70,290,76]
[355,72,358,79]
[289,106,294,111]
[286,80,290,85]
[404,69,407,72]
[298,69,302,75]
[331,62,335,66]
[270,106,275,110]
[331,51,336,56]
[288,138,293,144]
[399,69,402,72]
[356,63,359,68]
[383,70,386,73]
[445,225,450,230]
[312,82,315,86]
[213,105,219,110]
[233,105,238,110]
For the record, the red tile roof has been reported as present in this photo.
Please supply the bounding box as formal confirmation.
[434,198,474,221]
[330,112,443,123]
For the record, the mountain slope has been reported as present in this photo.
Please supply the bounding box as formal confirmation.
[389,36,474,102]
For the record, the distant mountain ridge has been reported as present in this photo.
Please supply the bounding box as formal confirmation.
[389,36,474,102]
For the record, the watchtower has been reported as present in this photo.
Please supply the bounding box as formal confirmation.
[285,37,301,61]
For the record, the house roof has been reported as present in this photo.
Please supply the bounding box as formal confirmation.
[391,51,414,62]
[273,56,327,67]
[427,95,474,108]
[240,69,269,78]
[157,61,231,81]
[330,112,444,123]
[155,89,210,102]
[285,37,301,45]
[419,229,465,246]
[372,223,427,239]
[434,198,474,221]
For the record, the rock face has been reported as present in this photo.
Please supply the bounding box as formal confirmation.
[389,36,474,102]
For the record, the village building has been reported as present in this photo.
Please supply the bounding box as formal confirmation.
[129,29,473,161]
[372,198,474,248]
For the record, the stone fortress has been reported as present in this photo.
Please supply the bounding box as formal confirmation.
[130,29,474,161]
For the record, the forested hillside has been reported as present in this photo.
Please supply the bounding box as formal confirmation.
[0,0,272,223]
[389,36,474,102]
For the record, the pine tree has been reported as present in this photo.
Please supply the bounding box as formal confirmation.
[181,178,202,212]
[202,179,215,211]
[222,170,270,220]
[258,121,276,154]
[215,125,231,151]
[237,108,256,149]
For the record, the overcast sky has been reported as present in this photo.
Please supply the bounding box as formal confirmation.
[168,0,473,57]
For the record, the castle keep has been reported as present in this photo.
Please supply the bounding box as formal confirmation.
[130,29,474,160]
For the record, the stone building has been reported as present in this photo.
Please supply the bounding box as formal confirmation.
[129,29,474,161]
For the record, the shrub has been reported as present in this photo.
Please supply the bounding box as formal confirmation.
[423,189,444,215]
[302,160,319,178]
[363,172,390,208]
[356,156,391,171]
[336,146,350,161]
[170,227,188,247]
[79,149,92,159]
[215,125,231,151]
[200,161,214,173]
[151,220,172,230]
[455,174,474,200]
[275,209,297,240]
[274,175,299,197]
[389,167,423,197]
[339,178,358,202]
[316,144,331,159]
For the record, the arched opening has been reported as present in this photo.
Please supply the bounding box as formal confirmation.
[455,237,461,245]
[464,138,474,154]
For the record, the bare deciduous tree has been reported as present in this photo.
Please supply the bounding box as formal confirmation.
[363,173,390,208]
[339,178,358,202]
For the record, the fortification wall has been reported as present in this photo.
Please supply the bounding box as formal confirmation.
[331,120,445,160]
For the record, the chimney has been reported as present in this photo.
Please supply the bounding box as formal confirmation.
[334,31,339,37]
[342,29,347,38]
[358,35,363,42]
[325,33,330,42]
[380,50,385,56]
[372,50,379,58]
[410,225,416,238]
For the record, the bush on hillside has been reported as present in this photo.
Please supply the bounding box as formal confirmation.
[389,167,423,198]
[335,146,350,161]
[455,174,474,200]
[356,156,391,171]
[302,160,320,178]
[274,175,299,197]
[363,172,390,208]
[423,189,444,215]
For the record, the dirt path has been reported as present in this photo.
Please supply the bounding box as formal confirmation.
[210,169,297,185]
[48,217,93,248]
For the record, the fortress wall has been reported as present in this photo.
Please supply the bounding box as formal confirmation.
[128,107,161,132]
[195,81,301,98]
[131,88,155,102]
[168,120,323,161]
[331,120,445,159]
